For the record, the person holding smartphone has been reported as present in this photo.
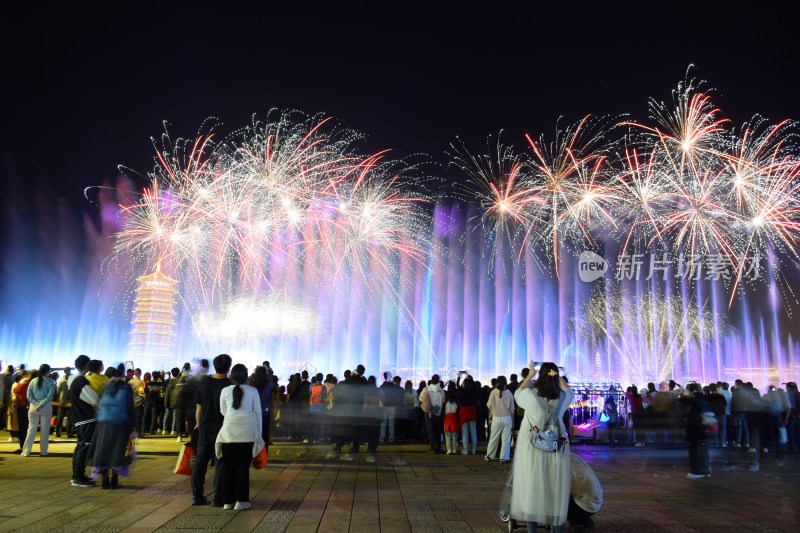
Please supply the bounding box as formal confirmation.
[510,361,573,533]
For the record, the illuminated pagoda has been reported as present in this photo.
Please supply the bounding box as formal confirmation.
[128,263,179,359]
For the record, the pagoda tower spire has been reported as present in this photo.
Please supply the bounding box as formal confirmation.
[128,263,179,360]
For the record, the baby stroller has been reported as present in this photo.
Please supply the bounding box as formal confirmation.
[499,474,548,531]
[498,453,602,532]
[498,472,519,531]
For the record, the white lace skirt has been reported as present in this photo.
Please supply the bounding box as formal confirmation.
[509,438,571,526]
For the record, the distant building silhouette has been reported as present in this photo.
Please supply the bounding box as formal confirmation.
[128,263,178,359]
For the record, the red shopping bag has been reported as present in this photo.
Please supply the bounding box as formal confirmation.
[174,441,197,475]
[252,446,268,470]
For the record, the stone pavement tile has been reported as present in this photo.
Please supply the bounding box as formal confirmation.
[352,512,380,526]
[320,519,351,533]
[6,433,800,532]
[349,524,381,533]
[407,515,441,528]
[378,525,411,533]
[119,496,193,533]
[438,521,470,532]
[285,525,319,533]
[84,527,129,533]
[26,501,134,533]
[160,513,232,530]
[458,511,501,531]
[408,527,442,533]
[427,500,457,512]
[250,510,295,532]
[626,508,701,532]
[379,519,410,531]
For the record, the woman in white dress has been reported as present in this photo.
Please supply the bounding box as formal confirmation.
[511,361,573,532]
[215,364,265,511]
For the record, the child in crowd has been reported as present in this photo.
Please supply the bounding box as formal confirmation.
[443,382,459,454]
[86,360,109,393]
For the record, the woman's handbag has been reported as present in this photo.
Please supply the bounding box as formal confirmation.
[252,446,268,469]
[529,392,567,453]
[701,411,718,435]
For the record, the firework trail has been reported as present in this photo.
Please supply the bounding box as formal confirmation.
[460,71,800,306]
[115,111,433,340]
[579,287,727,384]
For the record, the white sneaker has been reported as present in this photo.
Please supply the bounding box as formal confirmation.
[748,464,760,472]
[686,473,704,479]
[747,447,756,453]
[7,437,13,442]
[234,501,251,511]
[365,454,376,464]
[176,436,182,442]
[343,453,355,462]
[721,443,727,448]
[223,504,234,510]
[170,431,177,436]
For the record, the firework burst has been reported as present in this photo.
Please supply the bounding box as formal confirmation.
[459,71,800,307]
[115,111,432,328]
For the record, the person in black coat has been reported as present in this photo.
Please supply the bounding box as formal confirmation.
[680,383,711,478]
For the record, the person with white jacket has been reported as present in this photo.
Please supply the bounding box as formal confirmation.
[420,375,445,454]
[215,364,264,511]
[485,375,515,462]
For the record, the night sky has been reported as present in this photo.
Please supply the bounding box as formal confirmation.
[3,2,800,336]
[4,2,800,204]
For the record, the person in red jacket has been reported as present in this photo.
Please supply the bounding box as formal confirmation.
[11,371,32,454]
[309,373,326,443]
[625,386,645,446]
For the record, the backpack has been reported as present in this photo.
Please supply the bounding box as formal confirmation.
[528,392,567,453]
[98,385,130,424]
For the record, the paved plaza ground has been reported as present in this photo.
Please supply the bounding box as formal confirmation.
[1,430,799,532]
